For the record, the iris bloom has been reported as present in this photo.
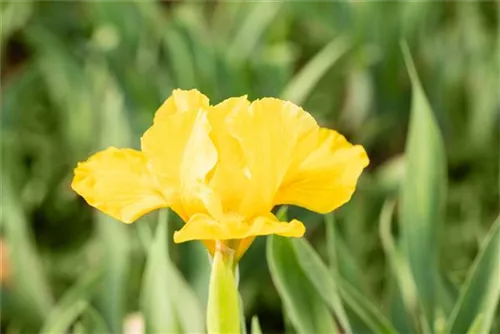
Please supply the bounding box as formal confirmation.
[72,89,368,259]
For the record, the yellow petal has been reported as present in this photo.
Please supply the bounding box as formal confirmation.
[227,98,318,216]
[234,236,255,260]
[275,128,369,213]
[173,213,305,243]
[207,96,251,213]
[71,147,169,223]
[154,89,210,123]
[141,108,221,221]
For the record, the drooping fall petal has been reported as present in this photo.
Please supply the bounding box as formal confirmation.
[71,147,169,223]
[173,213,305,243]
[274,128,369,213]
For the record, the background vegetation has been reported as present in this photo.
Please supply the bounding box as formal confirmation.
[1,1,499,333]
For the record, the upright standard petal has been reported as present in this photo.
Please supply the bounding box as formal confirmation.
[154,89,210,123]
[141,108,221,221]
[71,148,169,223]
[208,96,251,213]
[227,98,318,217]
[275,128,369,213]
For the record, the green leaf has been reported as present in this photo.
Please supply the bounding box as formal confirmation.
[228,2,282,63]
[164,28,197,88]
[336,276,397,334]
[140,210,178,333]
[251,316,263,334]
[325,213,338,274]
[39,268,103,334]
[207,245,240,334]
[95,215,130,333]
[447,216,500,334]
[239,294,248,334]
[79,307,110,334]
[170,259,205,334]
[379,199,421,333]
[141,210,205,334]
[325,214,367,296]
[1,177,53,330]
[292,237,351,333]
[400,42,447,329]
[267,235,338,334]
[281,36,350,105]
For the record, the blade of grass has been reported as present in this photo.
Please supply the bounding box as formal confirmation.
[1,177,53,330]
[141,209,205,333]
[80,307,109,334]
[326,214,367,295]
[170,261,205,334]
[251,316,263,334]
[228,2,282,63]
[292,238,352,333]
[39,267,103,334]
[379,199,421,333]
[267,235,338,334]
[140,209,178,333]
[336,275,397,334]
[281,36,350,105]
[447,216,500,334]
[94,212,130,334]
[164,28,197,89]
[400,42,447,330]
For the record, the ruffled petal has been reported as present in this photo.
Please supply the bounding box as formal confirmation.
[227,98,318,216]
[72,147,169,223]
[172,213,305,243]
[275,128,369,213]
[141,108,222,220]
[207,96,251,212]
[154,89,210,123]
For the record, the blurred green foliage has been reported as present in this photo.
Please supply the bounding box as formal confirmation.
[1,1,499,333]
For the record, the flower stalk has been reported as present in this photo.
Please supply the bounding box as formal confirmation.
[207,241,240,334]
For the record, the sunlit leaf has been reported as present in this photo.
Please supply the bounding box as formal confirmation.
[447,217,500,334]
[267,235,338,334]
[400,43,447,330]
[292,237,351,333]
[251,315,263,334]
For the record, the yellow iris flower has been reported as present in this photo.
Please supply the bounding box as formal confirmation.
[72,89,369,259]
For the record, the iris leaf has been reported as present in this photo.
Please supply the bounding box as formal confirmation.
[39,268,103,334]
[400,42,447,330]
[281,36,350,105]
[251,315,263,334]
[292,237,351,333]
[267,235,338,334]
[1,177,53,331]
[447,216,500,334]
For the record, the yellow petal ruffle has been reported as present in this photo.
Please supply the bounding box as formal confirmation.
[142,108,221,220]
[153,89,209,122]
[71,148,168,223]
[275,128,369,213]
[173,213,305,243]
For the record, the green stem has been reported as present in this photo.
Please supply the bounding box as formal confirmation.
[207,241,240,334]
